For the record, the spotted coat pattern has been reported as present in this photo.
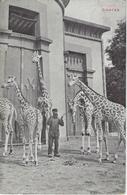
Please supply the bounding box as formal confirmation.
[32,51,52,117]
[0,97,17,156]
[2,76,42,165]
[69,74,126,163]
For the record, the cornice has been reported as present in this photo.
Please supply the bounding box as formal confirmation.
[66,67,95,74]
[65,32,102,42]
[64,16,110,32]
[0,29,12,35]
[36,36,52,45]
[64,16,110,40]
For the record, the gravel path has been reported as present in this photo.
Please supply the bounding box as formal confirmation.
[0,136,125,194]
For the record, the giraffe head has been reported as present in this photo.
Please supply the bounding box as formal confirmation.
[32,51,42,64]
[1,76,16,88]
[68,73,79,87]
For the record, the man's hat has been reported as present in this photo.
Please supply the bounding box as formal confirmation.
[52,108,58,112]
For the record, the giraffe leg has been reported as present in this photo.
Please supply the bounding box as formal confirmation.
[113,122,125,163]
[37,117,42,151]
[85,112,92,136]
[80,115,85,154]
[92,117,99,153]
[27,125,35,163]
[103,135,109,161]
[103,122,109,161]
[3,122,9,156]
[34,112,42,165]
[8,121,14,154]
[34,136,38,166]
[9,131,13,155]
[87,135,91,154]
[113,136,122,163]
[98,139,103,163]
[96,119,103,163]
[3,132,9,156]
[96,134,99,154]
[8,109,15,155]
[22,137,27,164]
[85,111,93,153]
[29,138,34,162]
[19,118,27,164]
[37,130,42,150]
[25,144,30,165]
[81,131,85,154]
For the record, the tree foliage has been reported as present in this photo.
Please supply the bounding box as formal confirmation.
[106,21,126,71]
[105,20,126,106]
[105,67,126,106]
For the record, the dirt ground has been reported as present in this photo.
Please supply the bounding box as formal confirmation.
[0,136,126,194]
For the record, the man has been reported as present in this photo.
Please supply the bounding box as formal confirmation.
[47,108,64,157]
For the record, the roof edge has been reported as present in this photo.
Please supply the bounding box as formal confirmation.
[64,16,110,32]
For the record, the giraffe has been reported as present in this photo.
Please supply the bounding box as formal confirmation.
[2,76,43,166]
[68,90,99,154]
[0,97,17,156]
[68,73,126,163]
[32,51,52,143]
[32,51,52,116]
[68,90,109,159]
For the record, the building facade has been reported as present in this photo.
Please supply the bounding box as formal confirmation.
[0,0,110,142]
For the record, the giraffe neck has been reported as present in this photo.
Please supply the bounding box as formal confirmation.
[73,93,82,106]
[36,62,48,96]
[76,79,102,105]
[14,81,28,107]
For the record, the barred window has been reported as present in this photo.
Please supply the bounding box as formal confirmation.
[9,6,38,36]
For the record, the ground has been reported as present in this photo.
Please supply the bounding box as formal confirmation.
[0,136,125,194]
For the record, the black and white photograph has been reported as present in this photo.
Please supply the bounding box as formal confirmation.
[0,0,126,194]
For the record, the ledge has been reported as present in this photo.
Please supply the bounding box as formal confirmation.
[64,16,110,32]
[0,29,12,35]
[86,68,95,74]
[65,31,102,42]
[8,33,52,45]
[66,67,95,74]
[36,36,52,45]
[10,32,36,41]
[0,32,52,52]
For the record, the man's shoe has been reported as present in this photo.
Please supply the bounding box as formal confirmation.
[48,154,52,158]
[54,154,60,157]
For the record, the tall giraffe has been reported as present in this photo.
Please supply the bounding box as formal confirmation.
[68,90,99,154]
[0,97,17,156]
[68,74,126,163]
[68,90,109,159]
[2,76,42,166]
[32,51,52,143]
[32,51,52,115]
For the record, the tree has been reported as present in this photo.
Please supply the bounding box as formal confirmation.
[106,20,126,71]
[105,67,126,106]
[105,20,126,106]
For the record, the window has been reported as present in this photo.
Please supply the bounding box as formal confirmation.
[9,6,38,36]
